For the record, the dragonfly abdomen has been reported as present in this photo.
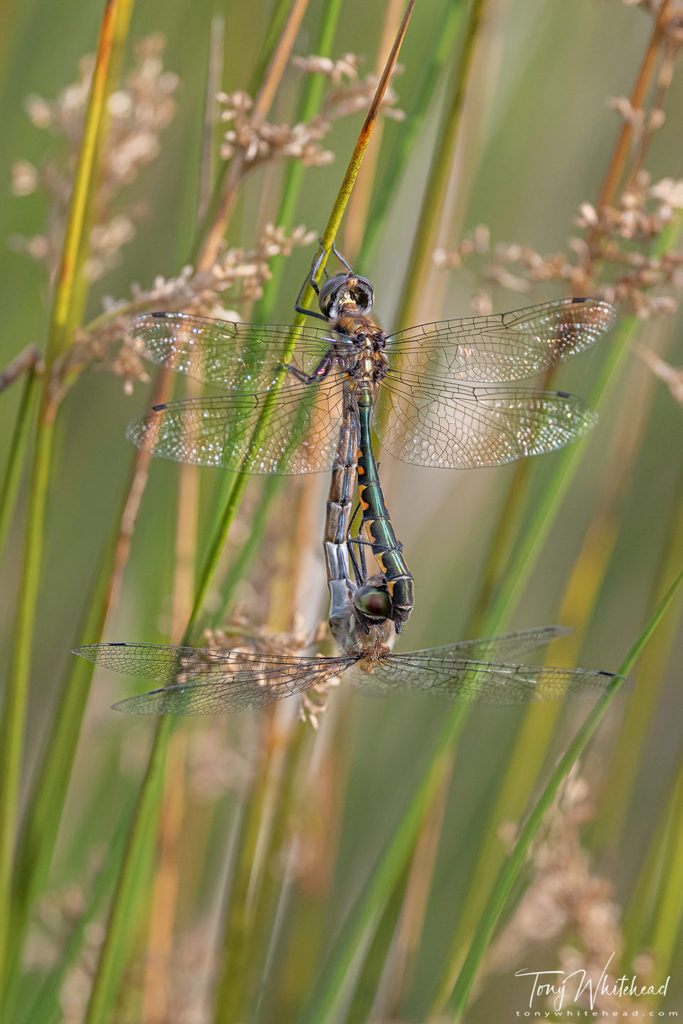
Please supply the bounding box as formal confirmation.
[356,388,414,630]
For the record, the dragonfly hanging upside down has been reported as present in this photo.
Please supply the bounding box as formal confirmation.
[125,246,615,628]
[73,309,627,715]
[72,532,625,715]
[126,248,616,476]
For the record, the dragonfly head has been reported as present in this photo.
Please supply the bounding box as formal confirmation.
[353,583,392,622]
[318,273,374,319]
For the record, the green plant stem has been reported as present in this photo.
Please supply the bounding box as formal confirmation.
[621,750,683,981]
[346,861,412,1024]
[16,804,133,1024]
[80,4,418,1010]
[241,725,311,1016]
[446,568,683,1019]
[192,0,312,271]
[426,317,641,1010]
[252,0,344,326]
[83,717,171,1024]
[621,762,678,974]
[395,0,489,331]
[0,0,132,985]
[299,741,457,1024]
[431,345,668,1012]
[648,757,683,981]
[211,720,302,1024]
[0,360,41,566]
[14,7,309,1013]
[358,0,466,268]
[209,0,344,626]
[5,426,177,996]
[594,476,683,848]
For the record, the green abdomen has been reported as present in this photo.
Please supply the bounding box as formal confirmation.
[356,389,414,628]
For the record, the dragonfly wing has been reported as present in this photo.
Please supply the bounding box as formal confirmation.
[73,642,352,715]
[386,299,615,383]
[348,651,621,704]
[126,375,346,474]
[407,626,573,661]
[377,374,598,468]
[129,312,336,388]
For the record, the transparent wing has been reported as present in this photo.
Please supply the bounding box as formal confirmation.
[126,374,346,474]
[73,642,353,715]
[385,299,616,383]
[129,312,338,388]
[408,626,573,661]
[376,373,598,468]
[349,642,621,704]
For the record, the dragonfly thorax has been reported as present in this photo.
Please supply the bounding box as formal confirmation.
[331,315,389,386]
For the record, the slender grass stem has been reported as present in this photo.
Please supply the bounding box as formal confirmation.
[0,0,133,985]
[15,804,133,1024]
[0,359,41,566]
[648,757,683,982]
[81,10,416,1018]
[594,0,672,214]
[299,742,457,1024]
[621,749,683,977]
[211,714,295,1024]
[358,0,466,268]
[192,0,312,271]
[7,364,177,997]
[621,763,677,973]
[345,860,413,1024]
[56,12,317,1015]
[209,0,344,626]
[593,475,683,847]
[251,0,344,326]
[240,723,312,1016]
[395,0,489,331]
[431,345,667,1011]
[83,715,172,1024]
[446,568,683,1019]
[343,0,405,261]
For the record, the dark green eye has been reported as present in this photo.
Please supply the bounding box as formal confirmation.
[354,585,391,620]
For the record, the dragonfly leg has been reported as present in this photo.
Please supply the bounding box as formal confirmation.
[331,240,354,273]
[347,533,375,586]
[294,243,328,321]
[284,353,335,383]
[310,239,329,287]
[347,536,365,587]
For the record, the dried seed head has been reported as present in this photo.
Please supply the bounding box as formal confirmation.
[13,35,178,283]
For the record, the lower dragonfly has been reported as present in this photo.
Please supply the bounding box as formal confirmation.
[73,392,624,715]
[123,246,616,630]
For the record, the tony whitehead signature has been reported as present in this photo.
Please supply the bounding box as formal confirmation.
[516,953,670,1012]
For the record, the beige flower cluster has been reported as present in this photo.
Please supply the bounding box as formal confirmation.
[435,167,683,320]
[11,35,178,285]
[65,224,316,392]
[218,54,403,171]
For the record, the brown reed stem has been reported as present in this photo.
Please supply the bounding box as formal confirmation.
[595,0,672,214]
[194,0,312,272]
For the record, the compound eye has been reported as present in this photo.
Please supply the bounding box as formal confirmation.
[354,584,392,620]
[349,276,374,314]
[318,274,348,317]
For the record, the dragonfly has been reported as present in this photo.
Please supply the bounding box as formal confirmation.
[124,248,615,626]
[73,397,625,714]
[71,572,624,715]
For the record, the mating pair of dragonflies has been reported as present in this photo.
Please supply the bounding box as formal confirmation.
[74,247,624,714]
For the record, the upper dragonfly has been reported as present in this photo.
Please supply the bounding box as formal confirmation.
[125,249,616,475]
